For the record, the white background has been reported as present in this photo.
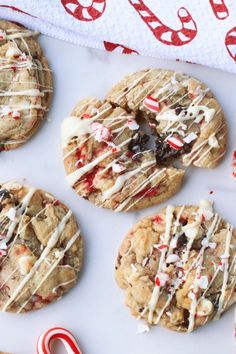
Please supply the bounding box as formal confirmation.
[0,35,236,354]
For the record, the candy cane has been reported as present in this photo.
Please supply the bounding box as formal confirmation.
[104,41,138,54]
[128,0,197,46]
[61,0,106,22]
[225,26,236,62]
[37,327,82,354]
[209,0,229,20]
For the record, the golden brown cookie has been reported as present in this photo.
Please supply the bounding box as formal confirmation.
[0,182,83,313]
[0,20,52,151]
[61,69,227,211]
[115,200,236,332]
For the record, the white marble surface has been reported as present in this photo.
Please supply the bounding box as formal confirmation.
[0,35,236,354]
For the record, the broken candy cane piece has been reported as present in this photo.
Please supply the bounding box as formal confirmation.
[143,96,160,112]
[183,132,198,144]
[37,327,82,354]
[91,122,111,142]
[165,135,184,150]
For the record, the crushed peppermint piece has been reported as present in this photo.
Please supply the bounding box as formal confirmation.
[82,113,91,119]
[1,106,12,116]
[166,254,180,264]
[198,200,214,220]
[112,163,126,173]
[127,118,139,130]
[155,272,169,287]
[183,132,198,144]
[197,275,209,289]
[91,122,111,142]
[12,109,20,120]
[0,249,7,257]
[152,214,163,224]
[143,96,160,112]
[165,135,184,150]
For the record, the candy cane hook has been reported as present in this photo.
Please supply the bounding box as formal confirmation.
[209,0,229,20]
[225,26,236,62]
[128,0,197,46]
[61,0,106,22]
[37,327,82,354]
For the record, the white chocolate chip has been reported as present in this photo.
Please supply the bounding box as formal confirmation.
[196,298,214,316]
[18,256,36,275]
[5,45,21,58]
[166,254,180,264]
[208,136,219,148]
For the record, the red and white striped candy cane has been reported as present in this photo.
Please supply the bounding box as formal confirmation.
[104,41,138,54]
[128,0,197,46]
[37,327,82,354]
[61,0,106,22]
[225,26,236,62]
[209,0,229,20]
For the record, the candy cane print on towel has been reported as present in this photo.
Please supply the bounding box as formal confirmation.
[225,26,236,62]
[209,0,229,20]
[61,69,227,211]
[37,327,82,354]
[0,20,52,152]
[61,0,106,22]
[128,0,197,46]
[0,182,83,313]
[104,41,138,55]
[115,200,236,332]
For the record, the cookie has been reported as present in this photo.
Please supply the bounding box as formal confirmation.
[0,20,53,151]
[61,69,227,211]
[0,182,83,313]
[115,200,236,332]
[106,68,227,168]
[61,97,184,211]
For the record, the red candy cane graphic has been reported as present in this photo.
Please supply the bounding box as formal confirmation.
[209,0,229,20]
[225,26,236,62]
[104,41,138,54]
[37,327,82,354]
[61,0,106,22]
[128,0,197,46]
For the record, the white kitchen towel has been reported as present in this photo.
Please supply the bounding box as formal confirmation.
[0,0,236,73]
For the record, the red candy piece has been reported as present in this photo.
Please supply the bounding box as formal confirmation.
[143,96,160,112]
[83,168,98,193]
[82,113,91,119]
[165,135,184,150]
[153,214,163,224]
[155,277,161,286]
